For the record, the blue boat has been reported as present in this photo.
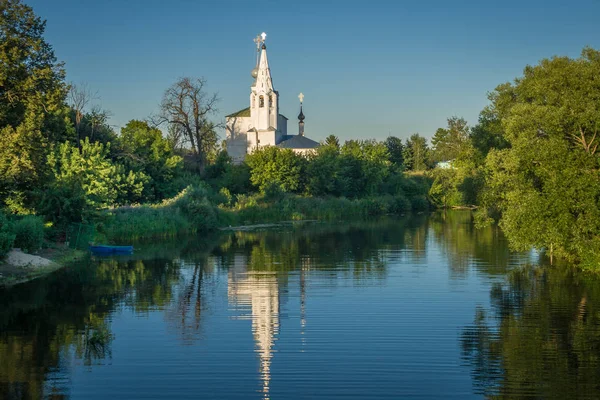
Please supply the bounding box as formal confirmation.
[89,245,134,255]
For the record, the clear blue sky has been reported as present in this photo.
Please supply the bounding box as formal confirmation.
[29,0,600,143]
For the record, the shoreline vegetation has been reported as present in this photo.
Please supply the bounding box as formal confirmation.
[1,0,600,281]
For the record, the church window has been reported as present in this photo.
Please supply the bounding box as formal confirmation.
[269,95,273,107]
[259,96,264,108]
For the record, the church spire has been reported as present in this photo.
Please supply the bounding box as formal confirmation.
[250,32,278,132]
[298,93,305,136]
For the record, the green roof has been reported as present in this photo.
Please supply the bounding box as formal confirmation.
[226,107,250,118]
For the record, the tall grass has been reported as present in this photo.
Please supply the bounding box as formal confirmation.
[101,177,432,242]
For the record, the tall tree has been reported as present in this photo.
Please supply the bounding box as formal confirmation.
[404,134,430,171]
[384,136,404,166]
[118,120,183,200]
[154,77,220,172]
[431,117,470,162]
[68,82,97,146]
[324,134,340,149]
[480,47,600,265]
[0,0,69,211]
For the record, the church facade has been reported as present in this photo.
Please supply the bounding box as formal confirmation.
[225,33,319,163]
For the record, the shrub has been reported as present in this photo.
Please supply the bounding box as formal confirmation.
[411,196,430,212]
[184,198,217,232]
[0,232,15,259]
[13,216,45,252]
[390,195,412,214]
[0,212,15,258]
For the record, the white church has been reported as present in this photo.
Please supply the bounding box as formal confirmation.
[225,33,319,163]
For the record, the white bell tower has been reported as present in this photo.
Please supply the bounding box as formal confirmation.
[249,33,279,139]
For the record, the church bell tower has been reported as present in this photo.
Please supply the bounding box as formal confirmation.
[250,33,278,134]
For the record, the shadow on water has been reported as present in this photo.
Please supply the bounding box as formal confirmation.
[0,212,599,399]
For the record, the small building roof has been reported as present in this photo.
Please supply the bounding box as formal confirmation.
[277,135,320,149]
[226,107,250,118]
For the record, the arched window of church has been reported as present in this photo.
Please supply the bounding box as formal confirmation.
[259,96,264,108]
[269,95,273,107]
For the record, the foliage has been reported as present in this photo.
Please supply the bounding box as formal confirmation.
[118,120,183,200]
[384,136,404,166]
[324,134,340,149]
[12,215,44,252]
[0,211,16,258]
[430,117,470,162]
[0,0,70,211]
[47,139,148,213]
[154,77,220,172]
[246,146,307,193]
[478,47,600,264]
[403,134,431,171]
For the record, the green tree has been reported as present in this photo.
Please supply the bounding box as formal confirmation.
[118,120,183,200]
[0,0,70,211]
[404,134,430,171]
[384,136,404,166]
[246,147,307,193]
[431,117,470,162]
[45,139,148,218]
[479,47,600,265]
[324,134,340,149]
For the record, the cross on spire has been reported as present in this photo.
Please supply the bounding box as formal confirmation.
[298,92,304,104]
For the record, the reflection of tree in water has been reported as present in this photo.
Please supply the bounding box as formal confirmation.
[461,265,600,399]
[0,256,184,399]
[429,211,540,278]
[164,259,220,344]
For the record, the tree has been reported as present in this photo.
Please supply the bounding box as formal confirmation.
[324,134,340,149]
[431,117,470,162]
[45,139,147,214]
[68,82,97,146]
[118,120,183,200]
[0,0,70,211]
[246,147,307,193]
[384,136,404,166]
[479,47,600,265]
[154,77,220,172]
[404,134,430,171]
[470,107,509,156]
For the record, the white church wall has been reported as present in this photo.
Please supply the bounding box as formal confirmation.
[226,133,249,164]
[226,116,251,140]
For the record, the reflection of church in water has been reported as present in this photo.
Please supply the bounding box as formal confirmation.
[228,258,308,398]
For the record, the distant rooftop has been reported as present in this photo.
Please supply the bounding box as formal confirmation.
[226,107,250,118]
[277,135,319,149]
[226,107,288,120]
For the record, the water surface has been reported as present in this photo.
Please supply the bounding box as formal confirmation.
[1,212,600,399]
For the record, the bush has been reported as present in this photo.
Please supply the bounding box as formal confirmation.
[411,196,430,212]
[0,232,15,259]
[184,198,217,232]
[13,216,45,252]
[0,211,15,258]
[390,195,412,214]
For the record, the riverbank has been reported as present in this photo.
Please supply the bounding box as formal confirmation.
[0,245,85,286]
[98,185,431,242]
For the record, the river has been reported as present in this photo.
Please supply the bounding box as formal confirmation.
[1,211,599,399]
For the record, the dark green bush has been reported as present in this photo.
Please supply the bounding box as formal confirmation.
[0,211,15,258]
[13,215,45,252]
[184,198,217,232]
[411,195,430,212]
[390,195,412,214]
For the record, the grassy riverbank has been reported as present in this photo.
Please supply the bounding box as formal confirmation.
[98,182,431,242]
